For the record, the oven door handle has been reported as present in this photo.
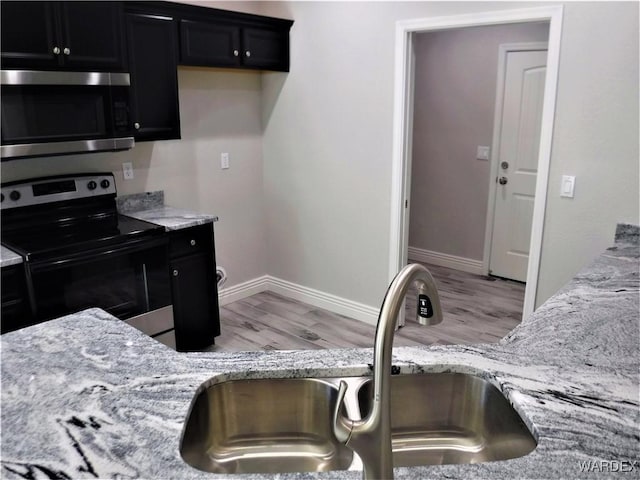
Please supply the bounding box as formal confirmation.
[28,236,168,272]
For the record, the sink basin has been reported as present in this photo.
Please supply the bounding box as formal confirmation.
[180,373,536,474]
[179,377,354,474]
[357,373,537,466]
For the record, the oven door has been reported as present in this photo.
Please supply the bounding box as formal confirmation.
[27,237,171,324]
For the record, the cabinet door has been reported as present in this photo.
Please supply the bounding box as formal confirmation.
[170,253,220,351]
[241,26,290,71]
[180,20,241,67]
[60,1,126,70]
[1,1,60,68]
[126,13,181,141]
[1,265,32,334]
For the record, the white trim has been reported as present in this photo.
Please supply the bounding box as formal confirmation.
[267,276,379,326]
[390,5,563,322]
[408,247,484,275]
[218,276,380,326]
[218,275,270,306]
[482,41,549,279]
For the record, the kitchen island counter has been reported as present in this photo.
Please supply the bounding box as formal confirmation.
[1,226,638,479]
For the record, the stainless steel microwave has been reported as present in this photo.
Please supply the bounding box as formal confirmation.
[0,70,134,160]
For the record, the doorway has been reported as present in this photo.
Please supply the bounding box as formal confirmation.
[389,6,563,320]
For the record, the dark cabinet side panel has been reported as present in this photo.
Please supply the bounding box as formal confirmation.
[125,13,181,141]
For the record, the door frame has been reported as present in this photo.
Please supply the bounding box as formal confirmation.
[389,6,563,320]
[483,41,549,281]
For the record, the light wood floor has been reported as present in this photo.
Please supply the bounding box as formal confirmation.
[208,263,525,352]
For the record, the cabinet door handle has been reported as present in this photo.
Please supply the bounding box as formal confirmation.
[173,269,179,277]
[134,122,140,130]
[63,47,71,55]
[190,239,196,246]
[245,50,251,57]
[233,49,239,57]
[53,46,61,55]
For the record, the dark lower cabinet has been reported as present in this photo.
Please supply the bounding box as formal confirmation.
[169,224,220,351]
[1,264,32,334]
[125,12,181,142]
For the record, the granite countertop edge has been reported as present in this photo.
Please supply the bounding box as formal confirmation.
[116,191,218,231]
[1,225,638,479]
[0,245,23,267]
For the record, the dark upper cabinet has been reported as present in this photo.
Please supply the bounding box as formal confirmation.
[180,21,241,68]
[180,19,290,71]
[125,12,181,142]
[1,1,126,71]
[241,26,290,71]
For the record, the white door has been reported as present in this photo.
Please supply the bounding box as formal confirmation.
[489,48,547,282]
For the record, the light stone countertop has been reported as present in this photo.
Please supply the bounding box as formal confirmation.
[0,245,23,268]
[1,225,638,479]
[117,191,218,231]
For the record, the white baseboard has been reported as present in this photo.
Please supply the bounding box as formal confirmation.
[218,275,270,306]
[408,246,484,275]
[267,276,379,326]
[217,275,379,325]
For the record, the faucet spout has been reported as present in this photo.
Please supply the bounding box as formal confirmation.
[332,263,443,480]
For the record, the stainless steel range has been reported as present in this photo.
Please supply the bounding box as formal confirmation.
[1,173,174,342]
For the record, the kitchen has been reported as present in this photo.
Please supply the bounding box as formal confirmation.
[1,1,638,479]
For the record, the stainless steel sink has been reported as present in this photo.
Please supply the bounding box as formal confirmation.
[357,373,537,466]
[179,373,536,474]
[179,377,355,474]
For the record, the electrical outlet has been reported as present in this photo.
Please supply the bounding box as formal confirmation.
[221,152,230,170]
[122,162,134,180]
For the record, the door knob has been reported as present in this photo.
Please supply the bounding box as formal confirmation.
[53,46,60,55]
[134,122,140,130]
[498,177,508,185]
[501,161,509,170]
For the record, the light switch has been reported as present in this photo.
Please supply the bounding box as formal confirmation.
[560,175,575,198]
[221,152,230,170]
[476,146,490,160]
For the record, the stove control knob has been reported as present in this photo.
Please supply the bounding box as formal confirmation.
[9,190,20,201]
[87,181,97,190]
[100,179,111,189]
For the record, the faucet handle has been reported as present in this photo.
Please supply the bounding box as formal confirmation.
[332,380,353,443]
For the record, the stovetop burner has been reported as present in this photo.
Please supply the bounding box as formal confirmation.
[1,173,165,263]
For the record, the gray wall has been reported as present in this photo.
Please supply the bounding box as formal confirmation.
[409,23,550,261]
[260,1,639,309]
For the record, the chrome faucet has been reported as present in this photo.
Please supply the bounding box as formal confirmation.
[332,263,443,479]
